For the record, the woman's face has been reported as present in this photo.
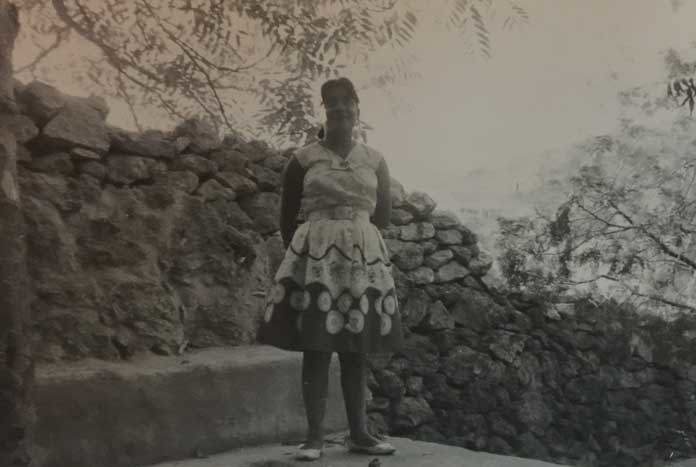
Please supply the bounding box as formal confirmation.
[323,85,358,134]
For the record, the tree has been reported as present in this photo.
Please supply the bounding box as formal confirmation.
[496,90,696,317]
[14,0,528,145]
[0,3,35,466]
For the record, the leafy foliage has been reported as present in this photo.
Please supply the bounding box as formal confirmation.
[496,91,696,316]
[14,0,529,145]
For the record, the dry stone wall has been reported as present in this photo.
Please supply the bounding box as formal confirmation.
[7,80,284,361]
[5,81,696,467]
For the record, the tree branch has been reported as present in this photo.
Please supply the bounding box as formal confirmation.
[607,199,696,271]
[15,26,70,74]
[140,0,233,130]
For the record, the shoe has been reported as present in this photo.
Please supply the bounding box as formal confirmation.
[345,437,396,455]
[295,443,323,461]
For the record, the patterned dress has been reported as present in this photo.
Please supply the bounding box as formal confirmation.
[258,141,404,354]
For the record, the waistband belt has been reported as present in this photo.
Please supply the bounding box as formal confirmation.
[306,206,370,222]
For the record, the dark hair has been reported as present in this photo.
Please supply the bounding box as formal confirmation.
[320,77,360,105]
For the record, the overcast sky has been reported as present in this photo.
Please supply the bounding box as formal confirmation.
[357,0,696,211]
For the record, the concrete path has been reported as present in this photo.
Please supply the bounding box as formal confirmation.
[149,436,569,467]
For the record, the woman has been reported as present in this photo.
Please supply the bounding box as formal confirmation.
[258,77,403,461]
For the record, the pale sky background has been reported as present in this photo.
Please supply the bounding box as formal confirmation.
[357,0,696,212]
[13,0,696,214]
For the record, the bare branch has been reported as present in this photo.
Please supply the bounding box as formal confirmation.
[115,71,143,132]
[15,26,70,74]
[140,0,233,130]
[607,199,696,271]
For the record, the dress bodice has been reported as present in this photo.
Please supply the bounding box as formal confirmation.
[293,141,384,215]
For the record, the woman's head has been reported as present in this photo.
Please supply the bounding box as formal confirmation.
[320,77,359,135]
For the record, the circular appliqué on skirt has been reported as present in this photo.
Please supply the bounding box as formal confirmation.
[345,309,365,333]
[271,284,285,304]
[380,314,392,336]
[317,291,332,312]
[326,310,345,335]
[383,295,396,315]
[359,294,369,315]
[375,295,383,315]
[290,290,311,311]
[337,292,353,314]
[264,303,274,323]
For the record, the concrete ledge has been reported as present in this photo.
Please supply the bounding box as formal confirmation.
[147,436,570,467]
[33,346,348,467]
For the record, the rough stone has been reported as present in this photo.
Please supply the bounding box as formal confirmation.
[380,225,400,239]
[173,117,221,153]
[78,161,107,180]
[518,432,551,460]
[262,154,287,172]
[469,249,494,277]
[19,80,66,124]
[109,128,177,159]
[449,245,474,266]
[404,191,436,218]
[456,225,478,245]
[0,113,38,143]
[391,208,414,225]
[442,345,505,387]
[250,163,280,191]
[424,282,470,306]
[424,249,454,269]
[171,153,218,177]
[239,192,281,234]
[16,144,32,164]
[405,376,424,396]
[451,288,507,330]
[435,229,463,246]
[422,239,438,255]
[405,267,435,285]
[396,334,440,377]
[41,103,110,153]
[490,413,518,438]
[420,300,455,331]
[489,330,528,364]
[214,171,257,195]
[105,155,154,185]
[70,147,101,161]
[517,391,553,435]
[390,177,406,208]
[196,179,236,202]
[400,222,435,241]
[434,261,470,283]
[386,239,424,271]
[367,413,389,437]
[402,288,431,328]
[154,170,199,194]
[264,234,285,277]
[431,210,461,229]
[393,397,435,432]
[374,369,405,399]
[239,139,273,163]
[208,148,251,173]
[31,152,74,175]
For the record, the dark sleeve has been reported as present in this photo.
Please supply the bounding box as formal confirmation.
[280,155,305,248]
[371,157,392,229]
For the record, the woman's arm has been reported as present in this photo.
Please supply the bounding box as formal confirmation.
[280,155,305,248]
[371,157,392,229]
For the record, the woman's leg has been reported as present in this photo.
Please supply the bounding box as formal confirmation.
[338,352,380,445]
[302,350,332,449]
